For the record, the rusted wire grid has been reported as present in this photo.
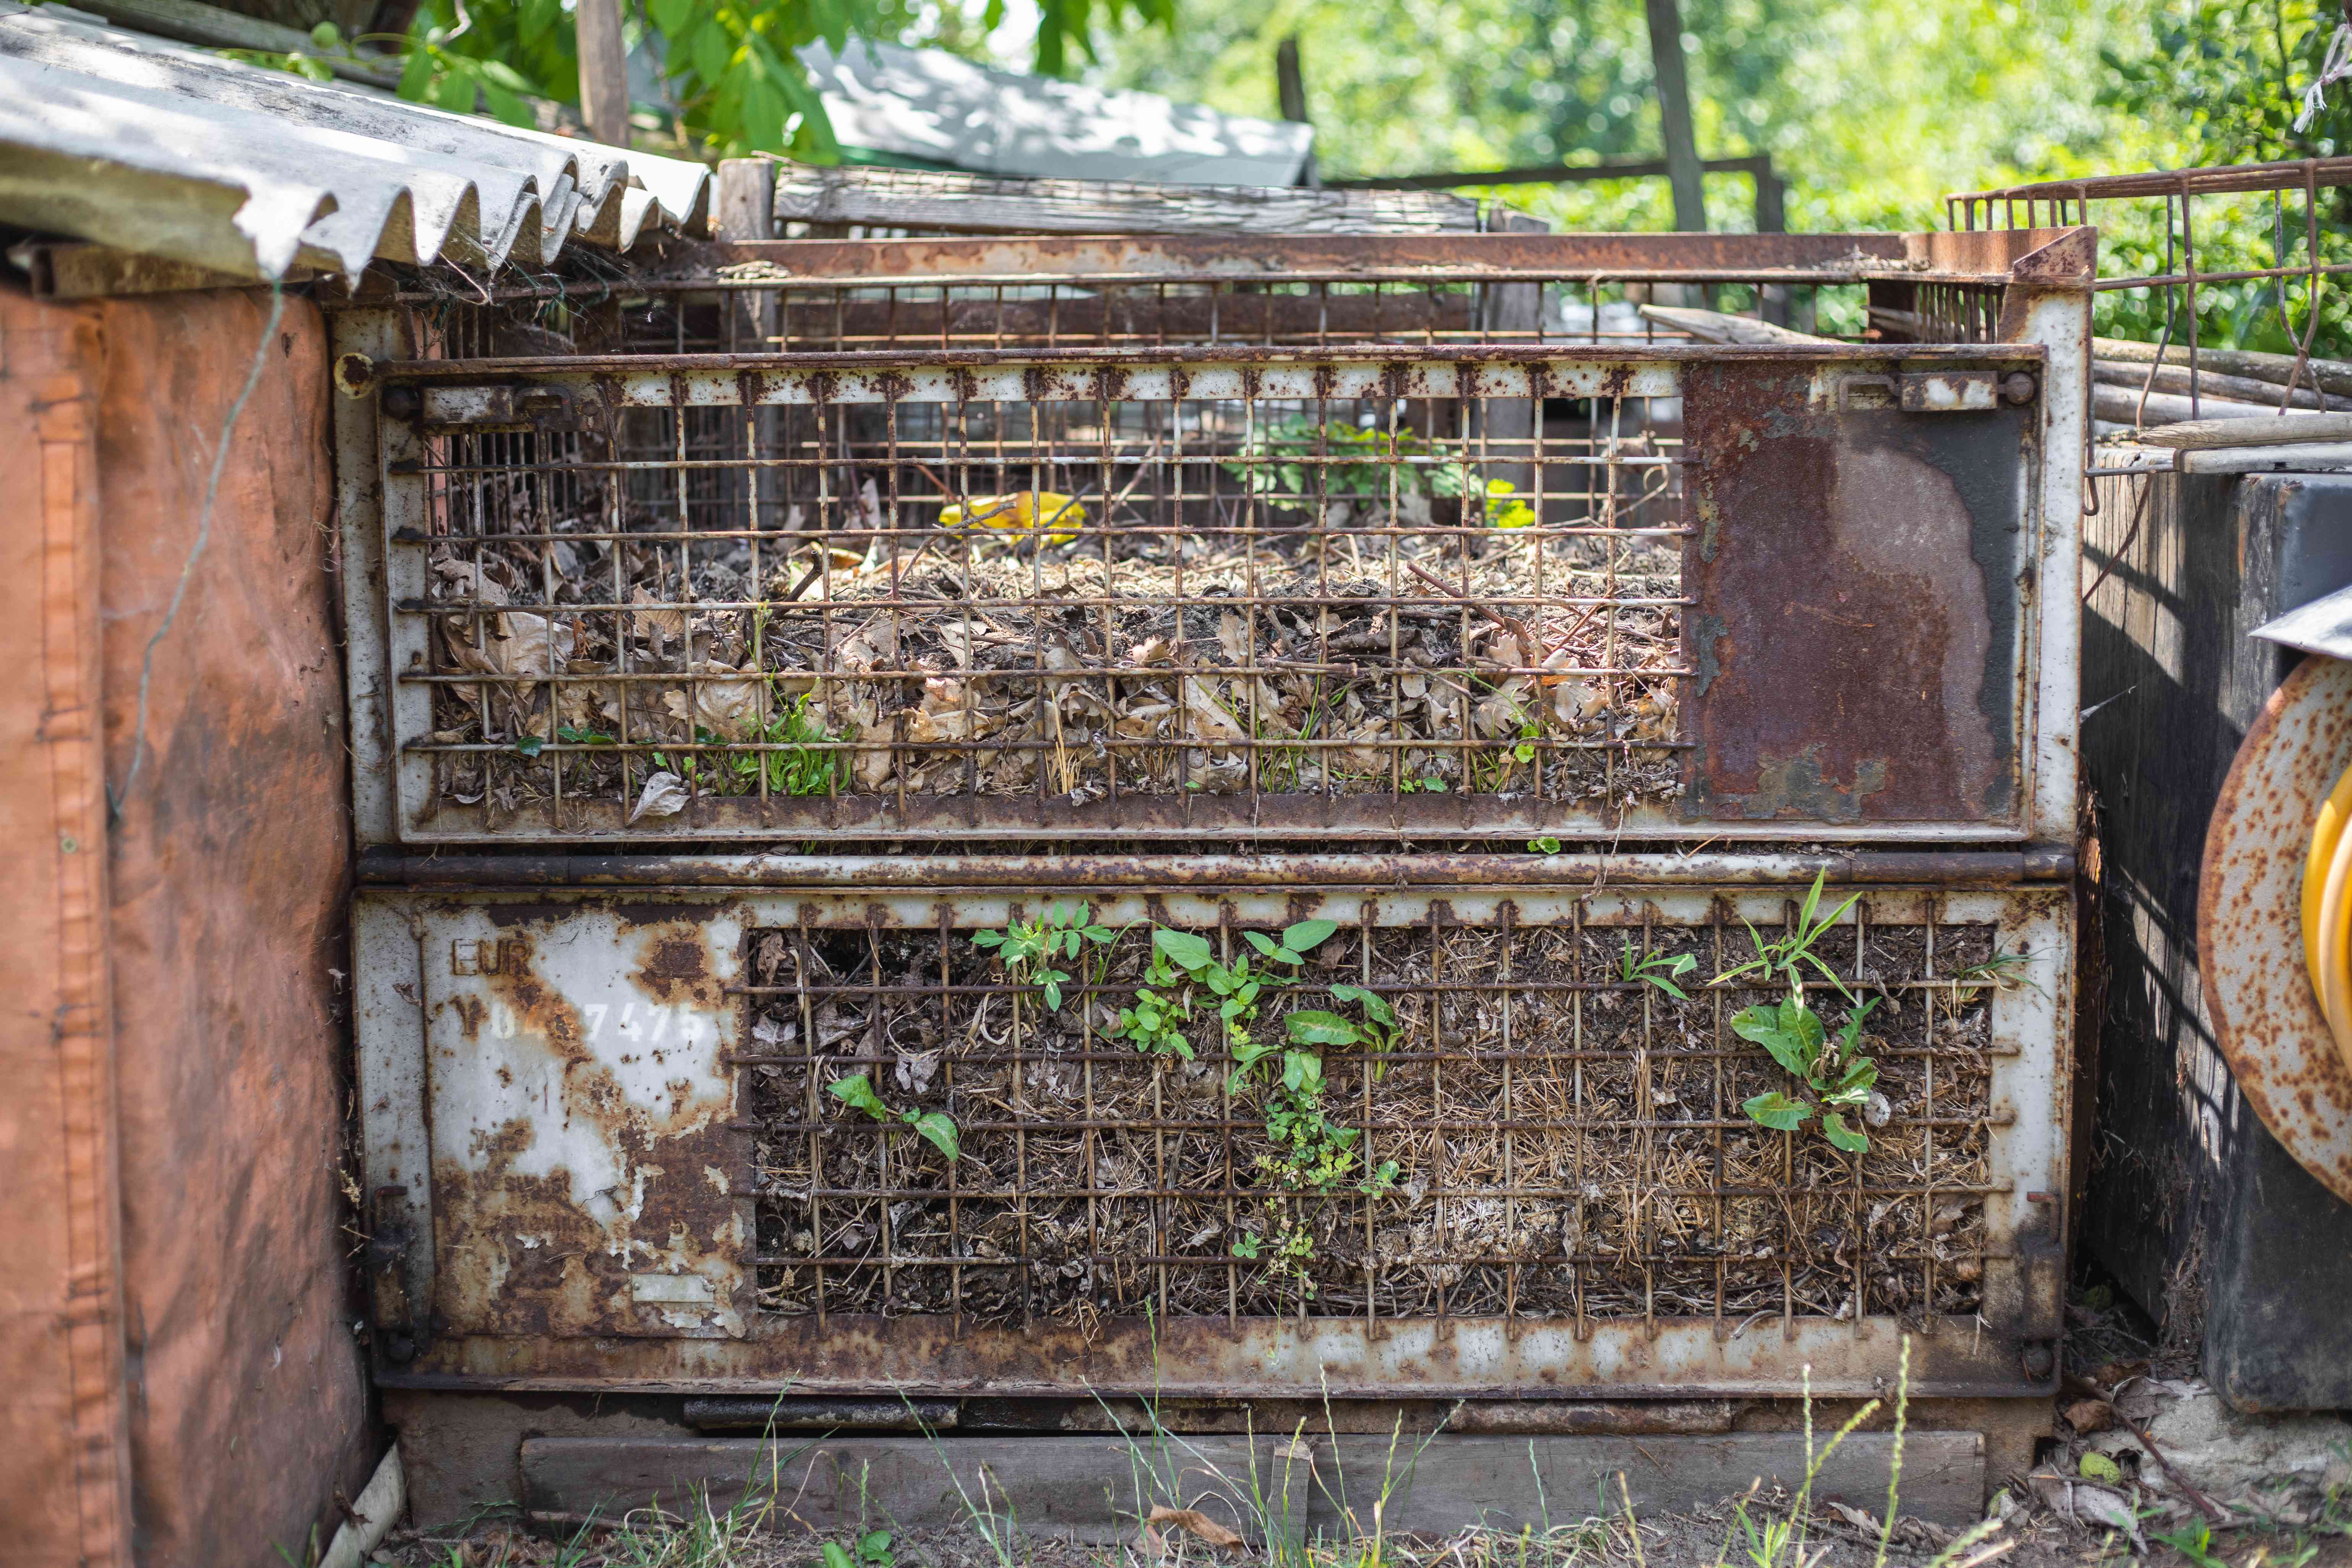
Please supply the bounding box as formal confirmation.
[408,384,1688,824]
[744,905,2003,1334]
[1951,157,2344,422]
[392,271,1864,357]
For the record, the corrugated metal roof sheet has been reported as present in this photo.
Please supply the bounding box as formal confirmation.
[0,0,708,281]
[798,39,1312,186]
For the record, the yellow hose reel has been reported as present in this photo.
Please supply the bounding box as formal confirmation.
[2304,759,2352,1078]
[2201,652,2352,1206]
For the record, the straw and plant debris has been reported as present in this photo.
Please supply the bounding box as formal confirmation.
[413,416,1683,822]
[747,908,1999,1325]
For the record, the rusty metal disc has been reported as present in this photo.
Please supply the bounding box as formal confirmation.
[2200,654,2352,1205]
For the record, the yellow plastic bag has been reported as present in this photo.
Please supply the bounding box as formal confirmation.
[938,491,1087,546]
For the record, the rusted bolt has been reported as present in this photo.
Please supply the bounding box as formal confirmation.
[332,351,375,397]
[2000,371,2038,405]
[381,384,422,421]
[381,1332,417,1365]
[2020,1341,2056,1379]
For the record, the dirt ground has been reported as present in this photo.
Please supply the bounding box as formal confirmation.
[368,1284,2350,1568]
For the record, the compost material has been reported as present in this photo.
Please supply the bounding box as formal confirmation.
[746,917,1999,1327]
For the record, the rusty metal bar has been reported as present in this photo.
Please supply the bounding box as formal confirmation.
[357,849,2075,886]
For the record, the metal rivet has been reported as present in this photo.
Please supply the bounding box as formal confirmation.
[381,384,422,420]
[2000,371,2039,405]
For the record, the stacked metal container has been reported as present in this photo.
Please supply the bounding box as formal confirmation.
[336,172,2093,1529]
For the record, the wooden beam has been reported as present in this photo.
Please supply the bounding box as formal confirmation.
[575,0,629,147]
[771,164,1481,235]
[697,231,1927,288]
[1643,0,1706,231]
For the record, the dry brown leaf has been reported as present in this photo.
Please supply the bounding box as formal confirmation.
[491,612,576,678]
[2063,1398,2115,1434]
[433,559,510,606]
[629,587,686,649]
[1145,1506,1246,1552]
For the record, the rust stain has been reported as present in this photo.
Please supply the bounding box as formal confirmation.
[2199,656,2352,1200]
[430,912,747,1341]
[1679,360,2025,826]
[390,1309,2042,1398]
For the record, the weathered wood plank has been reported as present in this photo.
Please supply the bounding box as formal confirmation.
[2127,408,2352,448]
[2095,335,2352,399]
[772,162,1491,235]
[1637,304,1833,346]
[520,1430,1985,1537]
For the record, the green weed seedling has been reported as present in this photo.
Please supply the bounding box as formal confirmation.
[648,696,847,799]
[1529,836,1563,855]
[1618,939,1698,1001]
[1711,869,1862,1005]
[1734,997,1881,1152]
[972,901,1114,1011]
[1287,983,1400,1078]
[827,1072,960,1161]
[1155,920,1337,1051]
[821,1529,895,1568]
[1221,415,1478,512]
[2151,1521,2229,1568]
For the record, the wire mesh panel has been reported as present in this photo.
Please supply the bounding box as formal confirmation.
[372,344,2047,845]
[749,897,2019,1327]
[356,873,2070,1395]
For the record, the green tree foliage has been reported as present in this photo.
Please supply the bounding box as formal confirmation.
[2092,2,2352,354]
[389,0,1176,156]
[1097,0,2352,353]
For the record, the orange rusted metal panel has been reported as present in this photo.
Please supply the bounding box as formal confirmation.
[0,287,372,1566]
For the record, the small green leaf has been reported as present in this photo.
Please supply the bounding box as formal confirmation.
[827,1073,887,1120]
[908,1111,960,1161]
[1529,836,1562,854]
[514,733,544,757]
[1732,1000,1822,1079]
[1743,1091,1813,1132]
[1513,743,1536,762]
[858,1530,894,1564]
[1820,1110,1869,1152]
[1421,777,1447,792]
[972,930,1005,950]
[1285,1010,1360,1046]
[824,1544,856,1568]
[1832,1055,1879,1095]
[1243,930,1283,960]
[1330,983,1394,1025]
[1152,929,1214,971]
[1282,919,1338,954]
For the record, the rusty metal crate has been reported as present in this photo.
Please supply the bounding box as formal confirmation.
[355,855,2070,1398]
[341,349,2071,848]
[333,230,2087,848]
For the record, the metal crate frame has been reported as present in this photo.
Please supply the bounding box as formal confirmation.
[331,230,2088,851]
[355,854,2070,1400]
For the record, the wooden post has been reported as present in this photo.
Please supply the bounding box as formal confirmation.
[1276,36,1309,124]
[1275,36,1318,188]
[576,0,629,146]
[1642,0,1706,232]
[715,159,784,532]
[1754,158,1789,322]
